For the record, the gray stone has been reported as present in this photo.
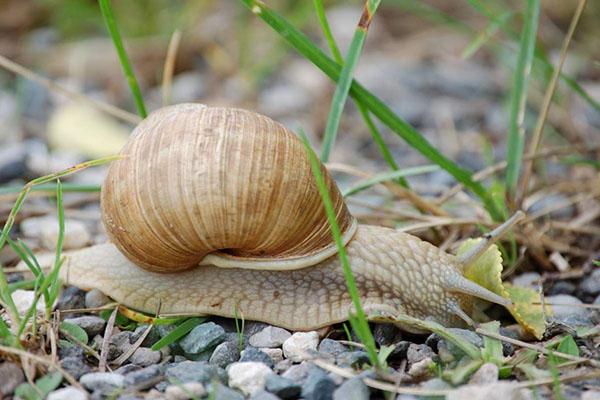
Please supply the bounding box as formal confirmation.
[108,331,133,359]
[165,361,223,384]
[64,315,106,337]
[0,362,24,395]
[581,269,600,297]
[548,281,576,296]
[301,366,335,400]
[80,372,125,393]
[282,361,311,382]
[422,377,453,390]
[114,364,142,375]
[164,382,206,399]
[124,365,164,390]
[240,346,275,368]
[547,294,592,326]
[406,344,435,365]
[283,331,319,362]
[180,322,226,354]
[318,339,348,358]
[211,382,244,400]
[47,387,87,400]
[336,351,370,368]
[260,348,284,364]
[59,343,85,359]
[249,326,292,348]
[228,362,272,396]
[265,374,301,399]
[333,377,369,400]
[210,341,240,368]
[85,289,111,308]
[131,325,161,348]
[512,272,542,290]
[274,359,292,373]
[447,382,533,400]
[251,390,281,400]
[61,356,91,380]
[469,362,499,385]
[129,347,162,366]
[57,286,86,312]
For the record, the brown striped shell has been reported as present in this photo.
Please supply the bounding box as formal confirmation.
[101,103,356,273]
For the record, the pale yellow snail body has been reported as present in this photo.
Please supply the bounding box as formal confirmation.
[60,103,510,332]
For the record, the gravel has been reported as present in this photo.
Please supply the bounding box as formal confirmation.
[227,362,273,396]
[240,346,275,368]
[180,322,226,354]
[0,362,25,396]
[80,372,125,393]
[282,331,319,362]
[265,373,302,399]
[333,377,369,400]
[129,347,162,366]
[63,315,106,337]
[47,387,87,400]
[249,326,292,348]
[165,361,224,384]
[301,366,336,400]
[210,341,241,368]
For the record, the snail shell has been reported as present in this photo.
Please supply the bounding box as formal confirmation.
[101,104,356,272]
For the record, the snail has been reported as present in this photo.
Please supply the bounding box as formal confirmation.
[57,103,519,332]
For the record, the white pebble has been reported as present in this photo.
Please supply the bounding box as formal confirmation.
[85,289,110,308]
[469,362,499,385]
[282,331,319,362]
[47,387,87,400]
[227,361,273,396]
[249,326,291,348]
[22,216,91,250]
[165,382,206,400]
[12,290,47,315]
[260,348,283,363]
[407,357,434,378]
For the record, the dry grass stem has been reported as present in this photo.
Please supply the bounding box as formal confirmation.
[161,29,182,106]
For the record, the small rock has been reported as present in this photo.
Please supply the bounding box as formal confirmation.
[210,341,240,368]
[165,361,223,384]
[251,390,281,400]
[80,372,125,393]
[260,348,284,363]
[64,316,106,337]
[333,377,369,400]
[59,344,85,359]
[447,382,533,400]
[265,374,301,399]
[61,356,92,380]
[244,322,271,337]
[131,325,161,348]
[249,326,292,348]
[114,364,142,375]
[129,347,162,367]
[582,391,600,400]
[407,357,434,379]
[422,377,453,391]
[283,331,319,362]
[227,362,273,396]
[274,359,293,373]
[85,289,111,308]
[512,272,542,289]
[165,382,206,400]
[180,322,226,354]
[210,382,244,400]
[57,286,86,312]
[581,269,600,297]
[469,363,499,385]
[547,294,592,326]
[123,364,163,390]
[336,351,370,368]
[108,331,133,359]
[317,339,348,358]
[0,362,25,395]
[429,329,483,359]
[12,289,46,315]
[240,347,275,368]
[548,281,576,296]
[40,218,91,250]
[301,366,335,400]
[406,344,435,365]
[47,387,87,400]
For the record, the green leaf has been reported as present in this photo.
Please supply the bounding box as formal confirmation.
[554,335,579,363]
[15,371,63,400]
[377,344,396,367]
[444,358,483,385]
[59,321,89,345]
[479,321,503,365]
[151,317,205,351]
[342,165,439,197]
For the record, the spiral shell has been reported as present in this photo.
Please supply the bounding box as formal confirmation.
[101,104,356,272]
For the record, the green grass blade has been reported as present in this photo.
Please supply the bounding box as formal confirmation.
[300,131,379,367]
[151,317,205,351]
[0,183,100,196]
[462,11,513,59]
[242,0,502,220]
[505,0,540,195]
[343,165,439,197]
[320,0,381,162]
[313,0,343,63]
[98,0,147,118]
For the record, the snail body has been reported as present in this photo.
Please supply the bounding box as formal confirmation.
[59,103,511,331]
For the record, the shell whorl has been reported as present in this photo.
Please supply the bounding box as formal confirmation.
[101,103,356,272]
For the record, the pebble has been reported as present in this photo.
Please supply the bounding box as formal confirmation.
[47,387,87,400]
[301,366,336,400]
[85,289,111,308]
[581,269,600,297]
[447,382,533,400]
[80,372,125,393]
[582,392,600,400]
[336,351,370,368]
[317,339,348,358]
[123,364,164,389]
[469,363,499,385]
[210,341,241,368]
[210,382,244,400]
[64,315,106,337]
[164,382,206,400]
[0,362,25,395]
[180,322,226,354]
[512,272,541,289]
[61,356,92,380]
[260,347,284,363]
[282,361,311,382]
[165,361,223,384]
[333,377,369,400]
[129,347,162,367]
[251,390,281,400]
[131,325,161,348]
[41,218,91,250]
[265,374,301,399]
[12,289,46,315]
[406,343,435,365]
[227,362,273,396]
[108,331,133,359]
[548,281,576,296]
[282,331,319,362]
[57,286,86,312]
[407,357,434,379]
[249,326,292,348]
[240,347,275,368]
[547,294,592,326]
[274,359,293,373]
